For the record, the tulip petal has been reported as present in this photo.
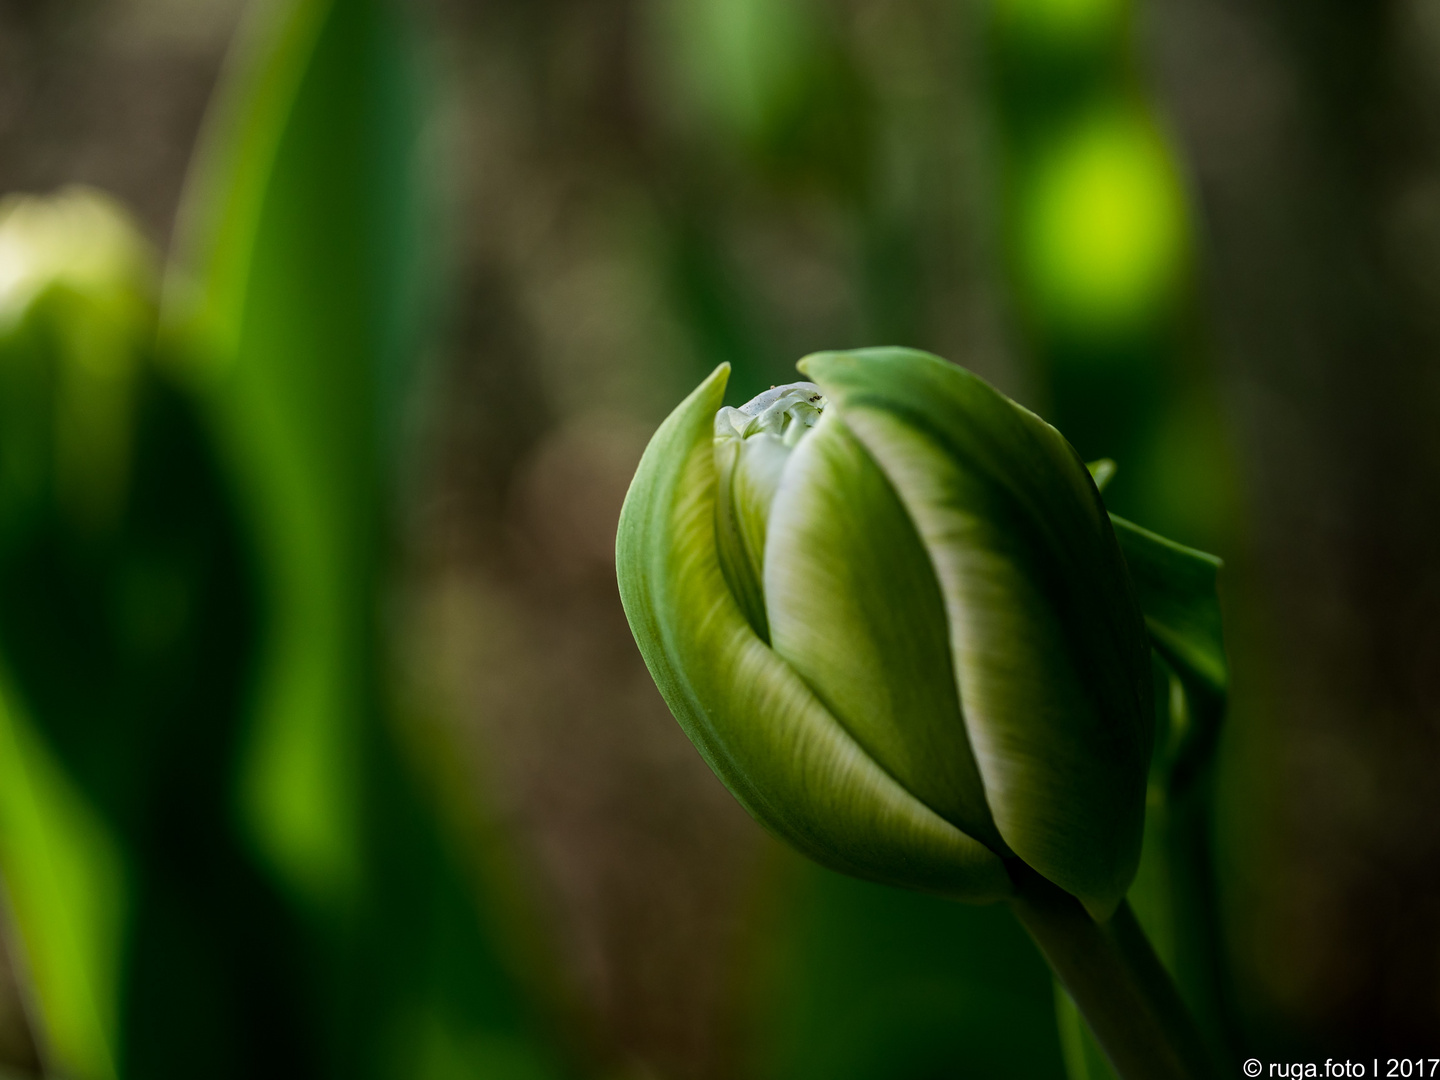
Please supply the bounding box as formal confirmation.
[802,348,1151,919]
[617,364,1011,902]
[764,411,1006,853]
[712,383,827,642]
[713,432,789,641]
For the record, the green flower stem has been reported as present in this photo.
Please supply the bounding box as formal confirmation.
[1007,863,1215,1080]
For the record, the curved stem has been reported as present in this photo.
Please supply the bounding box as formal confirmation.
[1007,864,1215,1080]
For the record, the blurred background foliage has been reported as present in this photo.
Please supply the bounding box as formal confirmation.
[0,0,1438,1077]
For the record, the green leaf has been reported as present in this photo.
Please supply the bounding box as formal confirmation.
[800,347,1151,919]
[764,410,1004,852]
[1111,515,1226,811]
[165,0,422,910]
[1108,516,1225,700]
[617,363,1011,902]
[163,4,570,1076]
[0,674,125,1080]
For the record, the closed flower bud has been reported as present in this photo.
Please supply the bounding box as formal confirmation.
[0,188,156,541]
[618,347,1153,918]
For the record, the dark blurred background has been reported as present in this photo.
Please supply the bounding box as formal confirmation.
[1,0,1439,1076]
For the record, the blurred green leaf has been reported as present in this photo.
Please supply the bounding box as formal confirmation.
[0,184,332,1078]
[0,674,125,1080]
[165,0,571,1076]
[167,0,421,912]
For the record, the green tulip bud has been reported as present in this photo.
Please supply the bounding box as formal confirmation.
[0,187,157,543]
[618,347,1153,918]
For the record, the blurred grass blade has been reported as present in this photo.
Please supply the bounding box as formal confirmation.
[165,0,421,909]
[0,673,124,1080]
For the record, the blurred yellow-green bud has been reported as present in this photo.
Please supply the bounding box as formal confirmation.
[0,187,157,546]
[617,347,1153,918]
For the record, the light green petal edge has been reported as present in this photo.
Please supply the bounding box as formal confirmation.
[617,364,1011,903]
[802,348,1151,919]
